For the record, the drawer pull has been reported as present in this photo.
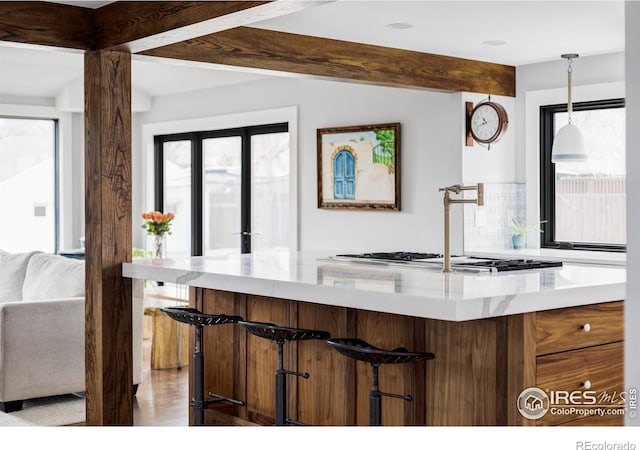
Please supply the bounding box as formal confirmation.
[582,380,592,389]
[581,323,591,332]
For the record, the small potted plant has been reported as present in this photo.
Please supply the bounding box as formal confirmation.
[510,218,545,250]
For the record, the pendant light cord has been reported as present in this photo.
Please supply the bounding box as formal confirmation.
[567,56,573,124]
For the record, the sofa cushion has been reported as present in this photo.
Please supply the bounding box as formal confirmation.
[22,254,85,301]
[0,251,40,303]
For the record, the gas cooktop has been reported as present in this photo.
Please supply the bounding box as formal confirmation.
[338,252,443,261]
[332,252,563,273]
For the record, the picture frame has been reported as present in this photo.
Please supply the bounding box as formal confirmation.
[317,122,400,211]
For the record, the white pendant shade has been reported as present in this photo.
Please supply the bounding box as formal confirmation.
[551,53,587,163]
[551,123,587,162]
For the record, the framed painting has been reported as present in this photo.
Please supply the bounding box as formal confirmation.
[317,122,400,211]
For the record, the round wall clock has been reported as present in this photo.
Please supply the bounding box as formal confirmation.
[469,100,509,145]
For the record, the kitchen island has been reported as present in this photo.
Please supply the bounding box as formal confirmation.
[123,251,625,426]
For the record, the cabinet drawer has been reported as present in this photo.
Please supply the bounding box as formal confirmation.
[536,342,623,426]
[536,301,623,355]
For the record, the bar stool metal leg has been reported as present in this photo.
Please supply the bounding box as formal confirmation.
[192,325,205,426]
[274,339,310,426]
[162,307,244,426]
[326,338,434,426]
[238,320,329,426]
[369,363,382,426]
[275,340,287,426]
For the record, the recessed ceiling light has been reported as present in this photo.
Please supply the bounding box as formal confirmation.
[482,40,507,46]
[386,22,413,30]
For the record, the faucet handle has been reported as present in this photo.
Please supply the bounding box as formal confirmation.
[439,184,462,194]
[477,183,484,206]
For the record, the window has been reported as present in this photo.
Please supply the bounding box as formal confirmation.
[0,117,58,253]
[154,123,289,257]
[540,98,625,251]
[156,138,192,258]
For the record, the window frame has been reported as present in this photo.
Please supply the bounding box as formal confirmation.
[539,97,626,252]
[154,122,288,255]
[0,115,60,253]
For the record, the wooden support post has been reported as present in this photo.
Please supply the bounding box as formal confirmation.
[84,49,133,426]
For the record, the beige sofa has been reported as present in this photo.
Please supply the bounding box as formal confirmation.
[0,250,143,412]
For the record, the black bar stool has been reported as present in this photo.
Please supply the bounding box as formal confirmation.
[326,338,435,426]
[162,306,245,426]
[238,320,330,426]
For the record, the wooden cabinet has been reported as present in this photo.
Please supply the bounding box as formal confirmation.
[536,342,624,425]
[191,287,624,427]
[536,302,624,355]
[534,302,624,426]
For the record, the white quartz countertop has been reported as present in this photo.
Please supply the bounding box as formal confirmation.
[466,248,626,266]
[122,251,626,322]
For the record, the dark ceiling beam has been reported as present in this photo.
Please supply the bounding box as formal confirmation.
[142,26,516,96]
[94,1,330,53]
[0,2,95,50]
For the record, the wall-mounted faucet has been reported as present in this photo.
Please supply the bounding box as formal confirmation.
[438,183,484,273]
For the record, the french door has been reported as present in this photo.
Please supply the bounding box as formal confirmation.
[154,123,289,257]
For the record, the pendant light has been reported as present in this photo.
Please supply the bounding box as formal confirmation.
[551,54,587,163]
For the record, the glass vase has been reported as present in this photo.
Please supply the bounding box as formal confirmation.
[152,234,166,259]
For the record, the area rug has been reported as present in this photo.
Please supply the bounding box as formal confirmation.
[0,394,85,426]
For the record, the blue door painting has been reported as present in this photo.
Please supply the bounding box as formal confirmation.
[318,122,400,210]
[333,150,355,199]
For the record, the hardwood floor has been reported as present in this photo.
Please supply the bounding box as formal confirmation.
[133,339,189,426]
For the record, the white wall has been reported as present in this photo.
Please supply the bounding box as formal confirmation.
[138,77,465,254]
[625,0,639,426]
[71,113,84,249]
[0,95,54,107]
[131,114,143,249]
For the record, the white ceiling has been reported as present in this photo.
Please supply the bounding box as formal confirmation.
[252,0,625,66]
[0,44,267,98]
[0,1,626,100]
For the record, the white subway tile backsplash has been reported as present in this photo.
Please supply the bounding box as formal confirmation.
[464,183,525,251]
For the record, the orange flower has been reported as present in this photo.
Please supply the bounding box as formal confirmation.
[142,210,174,236]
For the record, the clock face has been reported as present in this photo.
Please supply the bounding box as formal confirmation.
[470,102,508,144]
